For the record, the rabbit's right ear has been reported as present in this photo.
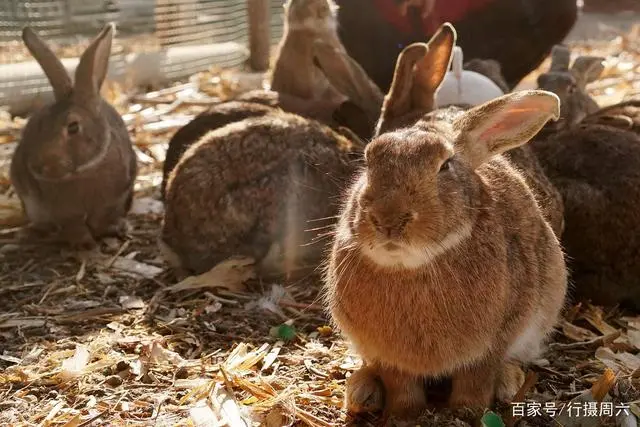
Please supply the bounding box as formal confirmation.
[377,23,457,133]
[571,56,605,88]
[73,23,115,106]
[549,45,571,72]
[22,27,72,101]
[454,90,560,169]
[313,41,384,125]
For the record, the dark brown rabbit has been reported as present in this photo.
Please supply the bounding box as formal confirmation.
[161,40,383,198]
[530,46,640,309]
[11,24,137,249]
[531,123,640,310]
[324,24,566,419]
[161,101,275,199]
[161,113,361,277]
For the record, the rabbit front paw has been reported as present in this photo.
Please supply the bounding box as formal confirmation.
[495,362,525,403]
[378,367,426,419]
[448,358,498,409]
[345,365,385,414]
[60,222,97,251]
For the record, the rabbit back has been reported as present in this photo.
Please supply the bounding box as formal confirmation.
[162,112,359,276]
[161,101,275,199]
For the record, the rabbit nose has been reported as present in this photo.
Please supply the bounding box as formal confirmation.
[369,212,412,239]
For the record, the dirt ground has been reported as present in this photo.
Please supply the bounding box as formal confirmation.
[0,9,639,427]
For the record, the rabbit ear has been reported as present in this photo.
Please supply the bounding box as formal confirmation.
[571,56,604,88]
[454,90,560,169]
[22,27,72,101]
[313,40,384,125]
[73,23,115,105]
[549,45,571,72]
[377,23,456,133]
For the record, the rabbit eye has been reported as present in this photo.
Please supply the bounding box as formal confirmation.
[67,121,80,135]
[439,158,452,173]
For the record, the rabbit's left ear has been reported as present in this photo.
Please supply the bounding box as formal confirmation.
[73,23,115,106]
[376,23,456,135]
[454,90,560,169]
[313,40,384,127]
[22,27,73,101]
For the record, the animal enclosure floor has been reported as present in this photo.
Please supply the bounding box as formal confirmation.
[1,11,640,427]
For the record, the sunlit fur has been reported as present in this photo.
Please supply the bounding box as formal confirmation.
[323,26,567,418]
[326,113,567,414]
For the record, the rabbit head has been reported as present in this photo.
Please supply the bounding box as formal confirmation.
[536,45,604,127]
[355,91,560,267]
[284,0,338,30]
[20,24,116,181]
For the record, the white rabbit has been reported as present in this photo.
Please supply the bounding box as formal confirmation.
[436,46,505,107]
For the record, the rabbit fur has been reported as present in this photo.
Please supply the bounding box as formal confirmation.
[324,23,567,418]
[531,123,640,310]
[463,57,510,93]
[11,24,137,249]
[529,45,640,309]
[161,112,361,277]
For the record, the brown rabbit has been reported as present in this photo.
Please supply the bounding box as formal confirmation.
[536,45,604,129]
[161,111,362,278]
[161,40,383,198]
[269,0,344,102]
[324,24,567,419]
[11,24,137,249]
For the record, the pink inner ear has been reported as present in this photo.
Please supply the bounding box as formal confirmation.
[477,107,539,142]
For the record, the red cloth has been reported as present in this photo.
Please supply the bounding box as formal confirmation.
[374,0,495,35]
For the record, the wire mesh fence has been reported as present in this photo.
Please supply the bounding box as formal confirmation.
[0,0,285,112]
